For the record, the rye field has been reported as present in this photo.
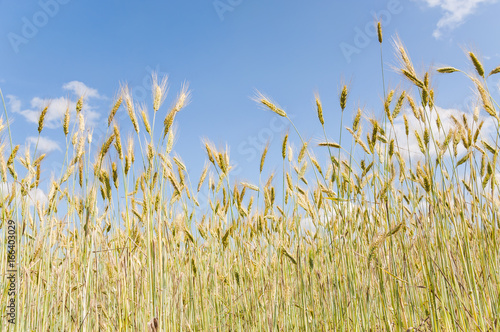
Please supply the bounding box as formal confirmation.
[1,30,500,331]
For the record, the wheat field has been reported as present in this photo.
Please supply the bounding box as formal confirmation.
[1,29,499,331]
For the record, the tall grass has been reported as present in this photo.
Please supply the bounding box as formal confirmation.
[1,33,500,331]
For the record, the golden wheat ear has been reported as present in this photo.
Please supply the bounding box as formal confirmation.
[253,90,287,117]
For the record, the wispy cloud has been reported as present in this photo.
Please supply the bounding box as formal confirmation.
[417,0,498,38]
[63,81,104,99]
[26,136,61,153]
[7,81,102,129]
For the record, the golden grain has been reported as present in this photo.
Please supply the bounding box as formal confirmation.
[163,111,175,138]
[113,124,123,160]
[197,163,209,192]
[469,51,485,77]
[339,85,348,111]
[173,156,186,172]
[37,106,48,134]
[353,108,362,132]
[78,157,83,187]
[100,133,115,159]
[472,77,497,117]
[298,142,307,164]
[488,66,500,76]
[7,145,19,166]
[139,104,152,136]
[377,21,382,44]
[166,128,175,154]
[75,96,83,114]
[0,145,7,182]
[152,73,168,112]
[172,83,190,114]
[108,98,123,129]
[122,85,140,134]
[315,93,324,125]
[318,142,340,148]
[260,142,269,173]
[437,67,459,74]
[254,91,287,117]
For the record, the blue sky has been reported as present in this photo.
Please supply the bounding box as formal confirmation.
[1,0,500,193]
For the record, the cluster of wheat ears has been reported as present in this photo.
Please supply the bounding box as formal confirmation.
[1,24,499,331]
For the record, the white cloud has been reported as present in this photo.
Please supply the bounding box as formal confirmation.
[26,136,61,153]
[417,0,498,38]
[63,81,104,99]
[300,216,317,235]
[391,105,497,162]
[7,80,102,129]
[0,182,11,197]
[9,95,72,127]
[0,182,48,207]
[28,188,48,206]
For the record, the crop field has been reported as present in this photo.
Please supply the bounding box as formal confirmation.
[1,28,500,331]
